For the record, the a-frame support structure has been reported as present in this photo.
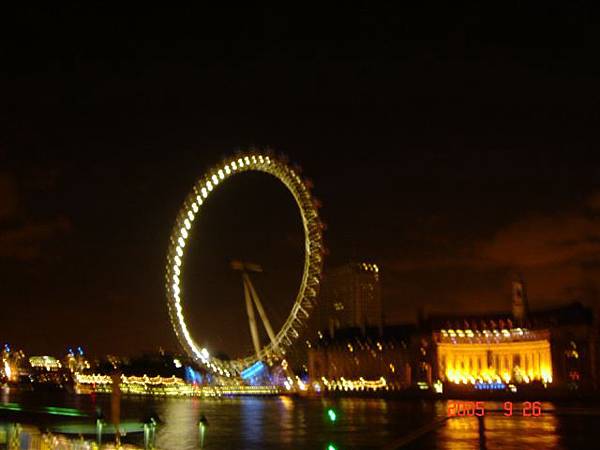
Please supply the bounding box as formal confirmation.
[231,261,279,359]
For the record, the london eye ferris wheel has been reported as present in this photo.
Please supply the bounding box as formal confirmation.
[165,150,325,377]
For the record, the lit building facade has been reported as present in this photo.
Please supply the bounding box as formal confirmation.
[1,345,24,383]
[64,347,91,373]
[29,356,62,371]
[306,274,599,392]
[435,328,552,385]
[307,326,414,390]
[422,301,598,390]
[529,302,598,390]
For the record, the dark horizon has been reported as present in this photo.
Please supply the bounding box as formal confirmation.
[1,5,599,358]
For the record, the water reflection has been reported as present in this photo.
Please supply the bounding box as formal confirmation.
[240,397,265,447]
[1,392,597,450]
[156,398,201,450]
[151,395,404,449]
[490,414,559,450]
[435,402,561,450]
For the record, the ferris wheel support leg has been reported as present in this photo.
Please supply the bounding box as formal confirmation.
[244,273,279,353]
[244,277,262,359]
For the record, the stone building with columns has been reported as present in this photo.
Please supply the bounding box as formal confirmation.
[421,278,599,390]
[434,327,553,386]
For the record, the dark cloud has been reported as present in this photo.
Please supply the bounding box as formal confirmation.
[587,192,600,211]
[0,170,72,262]
[480,206,600,269]
[0,173,19,220]
[385,193,600,319]
[478,193,600,304]
[0,217,71,261]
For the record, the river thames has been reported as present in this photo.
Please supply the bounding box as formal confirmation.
[2,389,600,449]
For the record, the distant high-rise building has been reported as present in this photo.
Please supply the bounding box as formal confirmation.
[317,262,383,335]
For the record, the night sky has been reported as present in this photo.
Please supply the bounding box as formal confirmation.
[1,5,599,358]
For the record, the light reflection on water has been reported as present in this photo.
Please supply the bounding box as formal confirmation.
[436,413,560,450]
[155,398,202,450]
[1,392,598,449]
[149,396,412,449]
[240,398,265,447]
[417,401,581,450]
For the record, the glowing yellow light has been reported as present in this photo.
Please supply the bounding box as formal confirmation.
[218,169,224,179]
[201,188,208,198]
[187,211,194,221]
[178,237,186,248]
[176,247,183,257]
[192,203,198,213]
[440,337,552,385]
[174,256,182,266]
[225,166,231,174]
[4,361,12,380]
[211,175,219,184]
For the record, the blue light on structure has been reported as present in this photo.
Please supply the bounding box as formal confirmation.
[475,382,506,390]
[185,366,203,385]
[4,344,10,353]
[77,346,84,356]
[241,361,266,381]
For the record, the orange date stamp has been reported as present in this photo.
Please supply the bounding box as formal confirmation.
[447,401,543,417]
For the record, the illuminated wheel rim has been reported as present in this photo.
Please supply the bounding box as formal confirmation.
[166,151,325,376]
